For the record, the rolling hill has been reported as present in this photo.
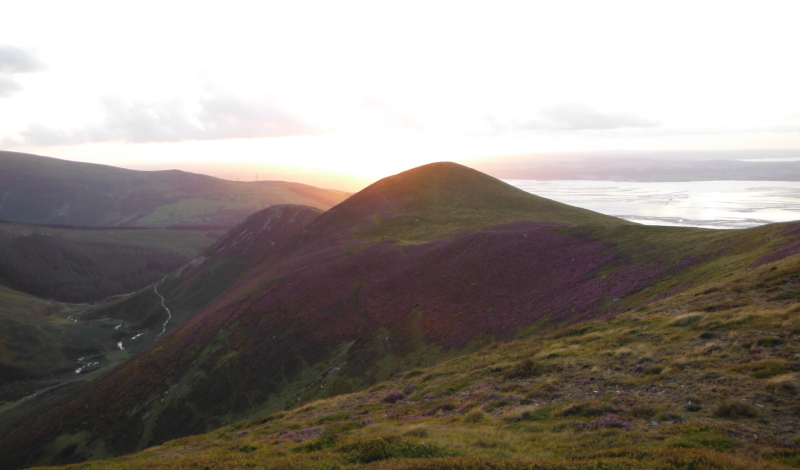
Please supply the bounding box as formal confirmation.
[0,151,350,227]
[3,162,800,469]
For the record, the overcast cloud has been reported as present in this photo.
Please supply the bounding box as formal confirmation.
[1,2,798,173]
[0,45,46,99]
[539,104,660,130]
[8,92,321,145]
[0,77,23,98]
[481,104,660,134]
[361,96,426,131]
[0,45,46,74]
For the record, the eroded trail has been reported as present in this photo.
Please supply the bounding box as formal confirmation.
[154,279,172,339]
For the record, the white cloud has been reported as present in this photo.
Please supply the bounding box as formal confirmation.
[361,96,426,131]
[480,104,660,134]
[538,104,660,130]
[0,77,23,98]
[0,45,46,99]
[8,92,321,145]
[0,45,46,74]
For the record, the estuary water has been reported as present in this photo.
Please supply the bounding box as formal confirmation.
[504,180,800,230]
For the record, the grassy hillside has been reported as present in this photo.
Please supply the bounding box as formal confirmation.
[312,161,627,242]
[0,222,224,303]
[5,163,800,469]
[0,151,349,227]
[0,286,121,401]
[27,248,800,469]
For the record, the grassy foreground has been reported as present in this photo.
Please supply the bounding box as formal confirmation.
[31,250,800,469]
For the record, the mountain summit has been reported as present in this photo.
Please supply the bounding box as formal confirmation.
[312,162,625,241]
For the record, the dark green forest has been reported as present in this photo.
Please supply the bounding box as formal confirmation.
[0,233,187,303]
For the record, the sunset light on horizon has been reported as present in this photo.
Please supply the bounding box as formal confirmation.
[2,1,799,189]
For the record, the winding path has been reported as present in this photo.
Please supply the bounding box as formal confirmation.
[154,278,172,339]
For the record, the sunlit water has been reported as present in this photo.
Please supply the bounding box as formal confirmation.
[504,180,800,230]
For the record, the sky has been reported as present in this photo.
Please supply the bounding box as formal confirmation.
[2,1,799,189]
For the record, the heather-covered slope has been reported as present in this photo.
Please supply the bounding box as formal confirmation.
[0,151,349,227]
[0,204,326,466]
[25,246,800,470]
[4,162,800,469]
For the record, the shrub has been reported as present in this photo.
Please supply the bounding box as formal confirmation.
[502,405,549,423]
[666,426,738,452]
[751,360,788,379]
[630,406,658,419]
[381,392,405,404]
[713,400,757,419]
[560,402,621,418]
[644,366,663,375]
[403,426,429,438]
[766,374,799,396]
[338,436,453,463]
[503,360,546,380]
[423,404,454,417]
[318,411,350,423]
[589,413,631,430]
[670,313,703,327]
[279,427,323,441]
[685,399,702,412]
[464,409,487,423]
[757,336,784,347]
[657,412,684,423]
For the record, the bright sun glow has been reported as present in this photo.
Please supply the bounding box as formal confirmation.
[1,0,799,188]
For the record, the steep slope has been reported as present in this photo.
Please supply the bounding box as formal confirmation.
[57,204,325,380]
[0,151,349,227]
[4,162,799,469]
[25,249,800,470]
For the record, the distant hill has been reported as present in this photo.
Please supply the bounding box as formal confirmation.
[470,154,800,181]
[0,151,350,227]
[4,162,800,469]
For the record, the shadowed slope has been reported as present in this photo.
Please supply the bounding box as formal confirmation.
[0,222,223,303]
[27,246,800,470]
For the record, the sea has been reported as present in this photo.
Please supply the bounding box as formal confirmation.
[504,180,800,230]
